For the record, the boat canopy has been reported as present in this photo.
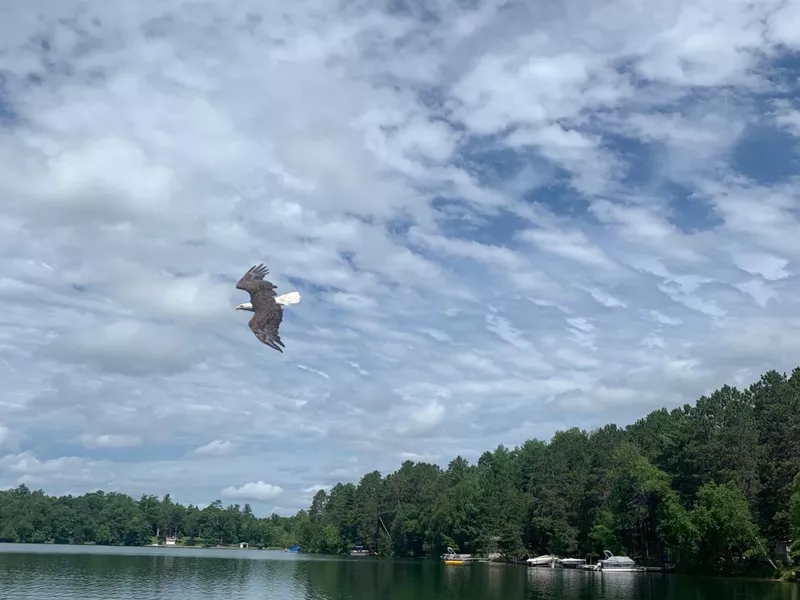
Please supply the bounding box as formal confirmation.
[602,550,635,565]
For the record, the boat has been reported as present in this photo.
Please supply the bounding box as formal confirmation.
[442,546,473,565]
[597,550,638,572]
[350,545,374,556]
[559,558,586,568]
[526,555,559,568]
[285,545,301,553]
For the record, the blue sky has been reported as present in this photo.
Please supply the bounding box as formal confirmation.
[1,0,799,515]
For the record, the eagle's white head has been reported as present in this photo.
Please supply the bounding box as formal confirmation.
[234,302,254,312]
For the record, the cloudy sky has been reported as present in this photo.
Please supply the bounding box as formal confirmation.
[0,0,799,515]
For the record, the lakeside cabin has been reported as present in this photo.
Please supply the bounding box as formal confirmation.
[773,540,792,564]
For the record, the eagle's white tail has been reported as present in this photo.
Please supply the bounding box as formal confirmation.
[275,291,302,306]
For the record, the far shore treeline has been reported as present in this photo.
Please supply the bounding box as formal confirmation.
[2,367,800,576]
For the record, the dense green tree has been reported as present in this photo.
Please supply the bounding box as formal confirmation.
[751,369,800,540]
[690,482,764,567]
[788,474,800,562]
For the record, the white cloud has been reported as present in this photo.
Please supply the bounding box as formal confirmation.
[736,279,777,308]
[0,451,102,488]
[730,250,790,281]
[0,426,10,448]
[774,107,800,137]
[519,227,619,270]
[296,364,330,379]
[485,314,538,350]
[394,400,446,437]
[645,310,683,326]
[78,434,142,449]
[193,440,236,456]
[220,481,284,503]
[585,288,628,309]
[0,0,799,512]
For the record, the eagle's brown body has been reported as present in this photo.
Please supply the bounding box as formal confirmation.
[235,263,291,352]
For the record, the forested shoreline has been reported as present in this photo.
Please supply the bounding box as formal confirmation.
[2,367,800,576]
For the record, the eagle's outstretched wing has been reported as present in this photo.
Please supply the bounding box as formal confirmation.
[236,263,278,310]
[248,304,285,353]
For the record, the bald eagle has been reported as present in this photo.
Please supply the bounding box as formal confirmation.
[234,263,301,352]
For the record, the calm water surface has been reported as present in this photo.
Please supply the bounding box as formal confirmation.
[0,544,797,600]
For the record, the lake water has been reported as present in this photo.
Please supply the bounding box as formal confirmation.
[0,544,797,600]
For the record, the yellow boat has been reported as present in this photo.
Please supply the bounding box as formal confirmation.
[442,547,472,565]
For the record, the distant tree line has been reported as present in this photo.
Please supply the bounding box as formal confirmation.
[0,491,297,549]
[1,367,799,575]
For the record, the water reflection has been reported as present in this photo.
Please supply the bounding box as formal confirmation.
[0,545,798,600]
[526,566,587,598]
[596,572,637,599]
[296,559,534,600]
[0,550,307,600]
[522,567,798,600]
